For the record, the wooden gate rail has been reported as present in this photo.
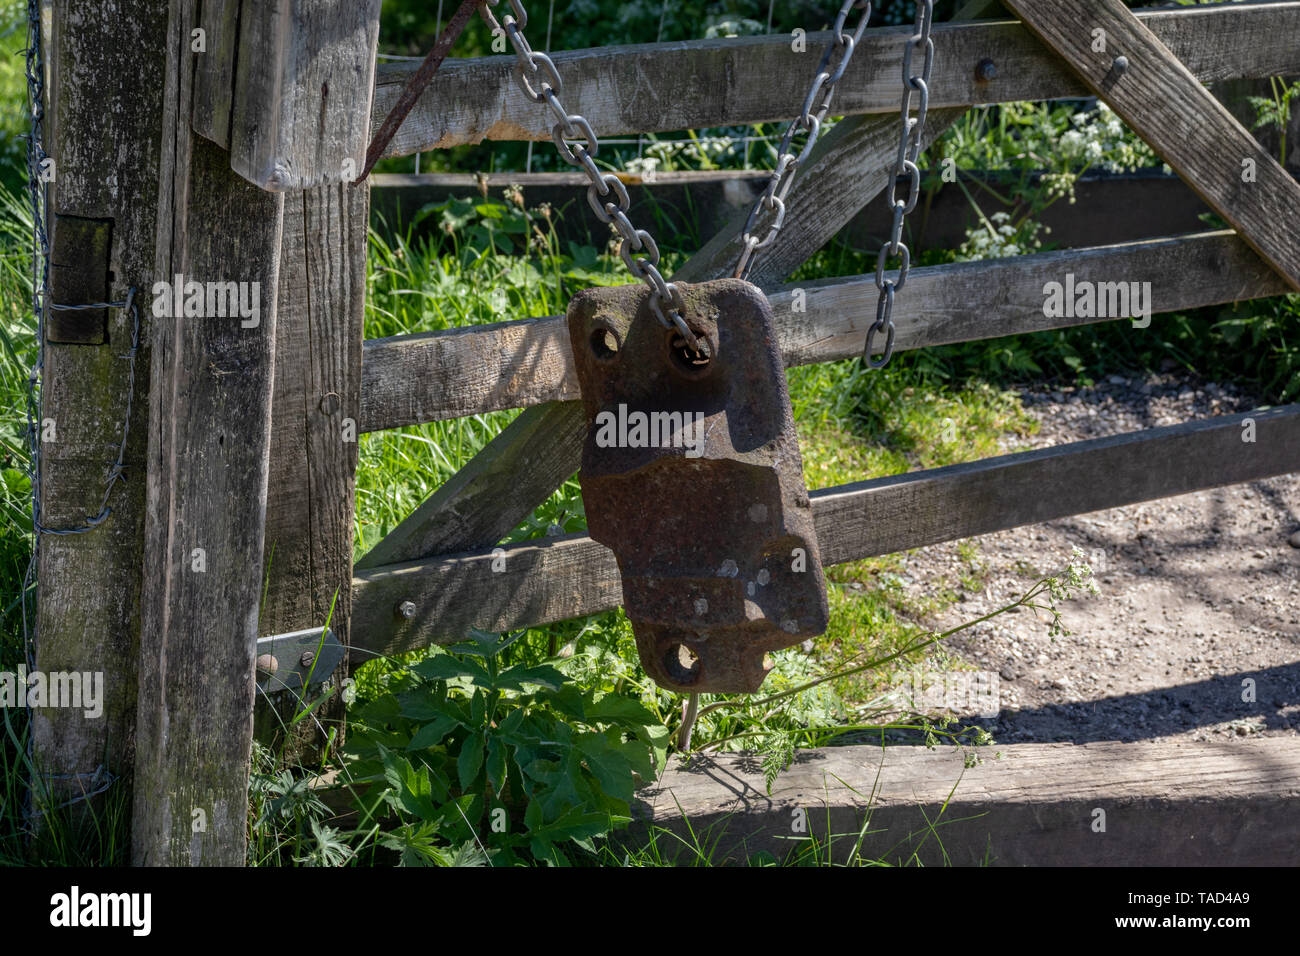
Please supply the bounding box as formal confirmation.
[349,405,1300,661]
[358,229,1288,431]
[369,1,1300,157]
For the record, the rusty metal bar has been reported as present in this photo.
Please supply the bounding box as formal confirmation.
[356,0,482,183]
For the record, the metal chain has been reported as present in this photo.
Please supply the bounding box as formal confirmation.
[864,0,935,369]
[733,1,871,282]
[482,0,701,352]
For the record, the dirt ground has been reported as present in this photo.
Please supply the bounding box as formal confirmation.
[897,373,1300,744]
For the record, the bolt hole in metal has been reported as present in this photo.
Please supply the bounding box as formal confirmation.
[668,326,713,376]
[590,323,620,359]
[664,643,701,685]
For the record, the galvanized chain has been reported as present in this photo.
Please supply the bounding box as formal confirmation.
[733,1,871,282]
[482,0,702,352]
[864,0,935,369]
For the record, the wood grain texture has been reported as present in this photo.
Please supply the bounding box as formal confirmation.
[636,738,1300,866]
[372,2,1300,157]
[190,0,240,147]
[1002,0,1300,292]
[360,231,1284,429]
[228,0,381,190]
[351,405,1300,658]
[256,181,367,750]
[32,0,170,810]
[133,0,284,865]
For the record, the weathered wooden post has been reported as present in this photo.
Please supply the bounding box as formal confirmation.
[129,0,379,865]
[32,0,171,823]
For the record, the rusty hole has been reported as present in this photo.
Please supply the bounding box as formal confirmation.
[667,328,714,377]
[590,323,620,360]
[664,643,701,685]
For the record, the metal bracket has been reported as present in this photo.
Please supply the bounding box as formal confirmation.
[255,627,345,694]
[568,279,829,694]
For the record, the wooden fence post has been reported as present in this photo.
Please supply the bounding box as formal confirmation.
[130,0,284,866]
[31,0,170,820]
[256,182,368,757]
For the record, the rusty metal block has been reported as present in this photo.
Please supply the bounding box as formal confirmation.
[567,278,828,693]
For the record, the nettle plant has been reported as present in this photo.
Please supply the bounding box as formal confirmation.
[344,630,669,865]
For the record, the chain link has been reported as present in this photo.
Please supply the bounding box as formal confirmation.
[865,0,934,369]
[734,1,871,282]
[483,0,701,351]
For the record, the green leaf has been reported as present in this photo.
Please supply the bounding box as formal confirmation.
[485,735,508,792]
[458,729,485,791]
[413,653,493,687]
[406,714,459,751]
[574,733,635,805]
[494,663,567,692]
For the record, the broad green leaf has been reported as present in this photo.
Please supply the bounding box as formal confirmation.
[458,730,485,791]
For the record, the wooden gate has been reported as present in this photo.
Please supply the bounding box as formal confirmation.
[32,0,1300,864]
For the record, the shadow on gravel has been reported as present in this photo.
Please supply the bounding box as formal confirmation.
[973,661,1300,744]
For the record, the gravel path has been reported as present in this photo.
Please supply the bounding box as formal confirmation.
[897,374,1300,744]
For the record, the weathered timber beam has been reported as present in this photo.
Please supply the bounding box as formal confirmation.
[359,230,1285,431]
[255,181,368,754]
[350,405,1300,660]
[371,1,1300,157]
[1002,0,1300,291]
[33,0,170,816]
[132,0,284,867]
[193,0,382,190]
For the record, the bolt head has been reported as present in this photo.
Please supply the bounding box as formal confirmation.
[976,58,997,81]
[1112,55,1129,73]
[256,654,279,674]
[300,651,316,668]
[397,600,416,620]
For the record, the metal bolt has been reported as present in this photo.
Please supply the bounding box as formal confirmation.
[1112,55,1129,74]
[300,651,316,668]
[975,58,997,81]
[396,600,416,620]
[319,392,341,415]
[256,654,279,674]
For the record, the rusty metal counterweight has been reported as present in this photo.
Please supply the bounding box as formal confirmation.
[568,279,829,693]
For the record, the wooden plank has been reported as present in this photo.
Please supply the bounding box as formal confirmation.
[228,0,381,190]
[352,0,1013,565]
[32,0,170,813]
[350,405,1300,659]
[634,738,1300,866]
[372,2,1300,157]
[132,0,285,866]
[1002,0,1300,292]
[190,0,241,147]
[360,230,1285,429]
[256,181,367,751]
